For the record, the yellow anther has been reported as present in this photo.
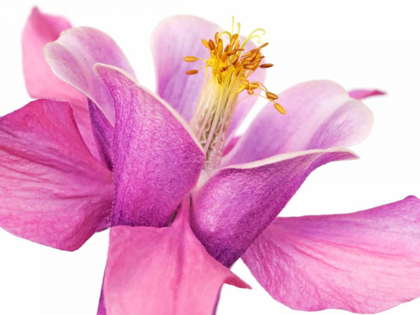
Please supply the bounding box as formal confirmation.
[274,103,286,114]
[183,56,198,62]
[260,63,273,68]
[202,39,210,50]
[249,82,260,89]
[248,89,254,95]
[266,92,278,100]
[208,40,216,50]
[186,69,199,75]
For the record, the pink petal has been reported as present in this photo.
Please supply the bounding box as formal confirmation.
[151,15,264,128]
[242,196,420,313]
[191,148,357,267]
[95,64,205,227]
[348,88,386,100]
[0,99,112,250]
[44,26,136,124]
[103,201,249,315]
[223,80,373,165]
[22,7,99,160]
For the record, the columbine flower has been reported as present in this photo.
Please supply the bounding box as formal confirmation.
[1,6,419,315]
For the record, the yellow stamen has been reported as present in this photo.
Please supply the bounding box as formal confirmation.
[183,56,198,62]
[274,103,286,114]
[186,69,199,75]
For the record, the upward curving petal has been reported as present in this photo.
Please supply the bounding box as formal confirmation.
[242,196,420,313]
[151,16,220,122]
[191,148,357,267]
[102,201,249,315]
[348,88,385,100]
[22,8,99,160]
[223,80,373,165]
[0,99,113,250]
[95,64,205,228]
[44,26,136,124]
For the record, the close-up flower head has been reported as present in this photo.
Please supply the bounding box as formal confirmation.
[0,1,419,315]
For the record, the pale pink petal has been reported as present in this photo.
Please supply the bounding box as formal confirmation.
[348,88,385,100]
[191,148,357,267]
[44,27,136,123]
[95,64,205,227]
[151,15,264,128]
[22,7,99,159]
[151,16,220,122]
[223,81,373,165]
[243,196,420,313]
[103,201,249,315]
[0,99,113,250]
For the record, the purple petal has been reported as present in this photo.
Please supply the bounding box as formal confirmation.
[191,148,357,267]
[102,201,249,315]
[348,88,386,100]
[223,80,373,166]
[0,99,112,250]
[22,7,99,160]
[243,196,420,313]
[151,16,220,122]
[89,100,114,170]
[95,64,205,227]
[44,27,136,123]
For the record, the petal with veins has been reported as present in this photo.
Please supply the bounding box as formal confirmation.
[191,148,357,267]
[243,196,420,313]
[223,80,373,166]
[0,99,112,250]
[95,64,205,227]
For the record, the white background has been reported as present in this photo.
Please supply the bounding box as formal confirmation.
[1,0,420,314]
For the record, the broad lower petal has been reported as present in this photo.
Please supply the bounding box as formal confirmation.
[44,27,136,123]
[0,99,113,250]
[95,64,205,227]
[22,8,99,159]
[191,148,357,267]
[223,81,373,165]
[348,88,385,100]
[102,202,249,315]
[242,196,420,313]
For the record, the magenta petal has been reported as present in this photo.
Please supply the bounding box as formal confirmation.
[103,202,249,315]
[89,100,114,169]
[191,148,357,267]
[243,196,420,313]
[44,27,136,123]
[223,81,373,165]
[95,64,205,227]
[22,8,99,159]
[348,88,386,100]
[152,16,220,122]
[0,100,112,250]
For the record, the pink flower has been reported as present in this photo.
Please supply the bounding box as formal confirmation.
[0,6,418,315]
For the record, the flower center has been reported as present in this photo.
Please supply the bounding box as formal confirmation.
[185,18,285,175]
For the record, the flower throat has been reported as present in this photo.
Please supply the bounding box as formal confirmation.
[185,18,285,175]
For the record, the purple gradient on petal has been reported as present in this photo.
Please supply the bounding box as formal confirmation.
[243,196,420,313]
[95,64,205,228]
[191,148,357,267]
[89,99,114,170]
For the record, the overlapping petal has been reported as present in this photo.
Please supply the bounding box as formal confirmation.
[223,81,373,166]
[22,7,99,159]
[242,196,420,313]
[102,201,249,315]
[44,26,136,123]
[95,64,205,227]
[191,148,357,267]
[0,99,113,250]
